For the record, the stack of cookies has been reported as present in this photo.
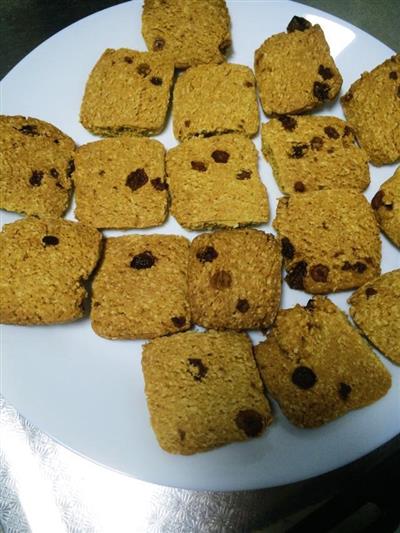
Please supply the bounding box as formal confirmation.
[1,1,399,456]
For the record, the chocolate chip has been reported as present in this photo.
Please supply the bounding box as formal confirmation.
[153,37,165,51]
[292,366,317,389]
[353,261,367,273]
[210,270,232,289]
[42,235,59,246]
[184,120,191,127]
[278,115,297,131]
[66,159,75,178]
[196,246,218,263]
[389,71,398,80]
[365,287,377,298]
[29,170,43,186]
[53,139,59,144]
[178,429,186,442]
[310,264,329,282]
[371,189,384,210]
[211,150,230,163]
[236,170,252,180]
[235,409,265,437]
[343,125,353,137]
[287,16,311,33]
[310,136,324,150]
[286,261,307,290]
[324,126,340,139]
[219,39,231,54]
[18,124,39,136]
[281,237,295,259]
[305,299,316,311]
[244,81,254,87]
[294,181,305,192]
[50,168,59,178]
[289,143,308,158]
[342,92,353,103]
[187,358,208,382]
[341,261,352,271]
[171,316,186,328]
[126,168,148,191]
[236,299,250,313]
[338,382,352,400]
[318,65,333,80]
[130,251,156,269]
[124,56,133,64]
[99,169,105,176]
[150,76,162,86]
[151,177,168,191]
[191,161,207,172]
[137,63,151,77]
[313,81,330,101]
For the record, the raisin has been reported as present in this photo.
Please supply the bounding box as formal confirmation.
[236,299,250,313]
[66,159,75,178]
[210,270,232,289]
[18,124,39,136]
[287,16,311,33]
[310,264,329,282]
[151,177,168,191]
[42,235,59,246]
[219,39,231,54]
[305,299,316,311]
[50,168,59,178]
[286,261,307,290]
[236,170,252,180]
[310,136,324,150]
[137,63,151,77]
[389,71,398,80]
[196,246,218,263]
[354,261,367,273]
[191,161,207,172]
[343,126,353,137]
[290,143,308,158]
[184,120,191,127]
[281,237,295,259]
[130,251,156,269]
[318,65,334,80]
[150,76,162,86]
[29,170,43,186]
[171,316,186,328]
[371,190,384,210]
[178,429,186,442]
[235,409,265,437]
[338,382,352,400]
[278,115,297,131]
[342,92,353,103]
[365,287,377,298]
[292,366,317,389]
[53,139,60,144]
[126,168,148,191]
[294,181,305,192]
[153,38,165,51]
[187,358,208,382]
[341,261,352,271]
[124,56,133,64]
[313,81,330,101]
[324,126,340,139]
[244,80,254,87]
[211,150,230,163]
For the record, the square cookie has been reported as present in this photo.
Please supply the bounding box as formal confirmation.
[341,54,400,165]
[91,234,190,339]
[349,269,400,365]
[142,0,231,69]
[371,166,400,247]
[74,137,168,229]
[142,330,272,454]
[0,115,75,217]
[273,190,381,293]
[261,116,370,194]
[0,217,102,324]
[188,229,282,330]
[172,63,259,141]
[166,134,269,229]
[254,17,342,115]
[254,297,391,428]
[80,48,174,137]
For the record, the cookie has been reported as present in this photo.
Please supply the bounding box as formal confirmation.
[0,115,75,217]
[141,0,231,69]
[261,116,370,194]
[254,17,342,115]
[166,134,269,229]
[91,234,190,339]
[254,297,391,428]
[74,137,168,229]
[142,330,272,454]
[273,190,381,293]
[348,270,400,365]
[172,63,259,141]
[341,55,400,165]
[0,217,102,325]
[188,229,281,330]
[371,166,400,247]
[80,48,174,137]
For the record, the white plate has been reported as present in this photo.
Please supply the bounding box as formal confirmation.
[1,0,399,491]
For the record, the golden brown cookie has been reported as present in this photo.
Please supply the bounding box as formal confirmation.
[371,166,400,247]
[142,330,272,454]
